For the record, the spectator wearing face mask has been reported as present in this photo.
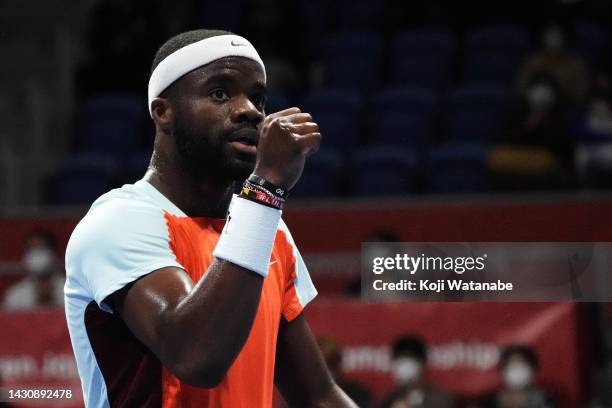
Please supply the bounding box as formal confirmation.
[572,77,612,186]
[3,229,65,310]
[476,344,555,408]
[516,21,588,105]
[380,336,453,408]
[490,72,575,190]
[572,77,612,144]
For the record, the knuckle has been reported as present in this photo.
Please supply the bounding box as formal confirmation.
[269,117,282,129]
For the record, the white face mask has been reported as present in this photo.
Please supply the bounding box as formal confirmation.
[392,358,423,385]
[23,247,55,275]
[503,363,534,389]
[527,84,556,111]
[543,27,564,52]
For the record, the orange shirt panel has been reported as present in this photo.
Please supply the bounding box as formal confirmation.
[161,213,297,408]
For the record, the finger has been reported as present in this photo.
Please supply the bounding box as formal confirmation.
[295,132,322,156]
[266,107,301,119]
[280,112,313,124]
[285,121,319,135]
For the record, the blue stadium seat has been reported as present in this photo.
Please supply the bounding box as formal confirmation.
[351,147,418,196]
[368,87,437,149]
[290,149,344,198]
[301,90,363,152]
[390,29,455,89]
[52,152,120,205]
[445,84,509,143]
[463,24,530,83]
[574,21,607,67]
[323,32,383,91]
[428,144,490,193]
[78,94,146,155]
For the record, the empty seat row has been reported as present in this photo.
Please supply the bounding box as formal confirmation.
[51,140,612,204]
[293,144,490,197]
[321,26,531,91]
[301,85,510,151]
[320,22,609,91]
[50,145,492,204]
[48,151,150,205]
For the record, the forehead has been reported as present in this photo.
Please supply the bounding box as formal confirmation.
[186,56,265,85]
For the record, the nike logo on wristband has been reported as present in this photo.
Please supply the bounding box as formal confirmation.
[231,40,247,47]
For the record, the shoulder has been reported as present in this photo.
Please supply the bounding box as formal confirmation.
[71,184,165,237]
[65,183,184,309]
[66,184,170,267]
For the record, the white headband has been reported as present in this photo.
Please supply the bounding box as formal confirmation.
[147,34,266,116]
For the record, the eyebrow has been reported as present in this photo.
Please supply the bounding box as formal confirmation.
[199,71,266,93]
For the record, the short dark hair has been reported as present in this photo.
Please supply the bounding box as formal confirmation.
[151,29,234,74]
[392,335,427,362]
[499,344,538,370]
[26,228,57,252]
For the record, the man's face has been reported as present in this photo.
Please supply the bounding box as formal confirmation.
[168,56,266,183]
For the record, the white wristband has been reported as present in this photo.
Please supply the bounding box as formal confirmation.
[213,197,282,277]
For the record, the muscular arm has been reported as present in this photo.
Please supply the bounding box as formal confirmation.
[108,260,262,387]
[106,106,321,389]
[275,315,358,408]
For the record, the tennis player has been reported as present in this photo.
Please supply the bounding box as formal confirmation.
[64,29,357,407]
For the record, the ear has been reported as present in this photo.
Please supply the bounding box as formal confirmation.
[151,97,173,131]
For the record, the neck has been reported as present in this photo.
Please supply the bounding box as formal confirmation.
[145,145,236,218]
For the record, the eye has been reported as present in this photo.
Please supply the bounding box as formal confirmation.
[210,89,229,102]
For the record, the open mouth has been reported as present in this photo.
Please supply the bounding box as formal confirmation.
[232,136,257,146]
[229,128,259,145]
[228,129,259,154]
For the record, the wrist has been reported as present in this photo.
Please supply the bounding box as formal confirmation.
[239,184,285,210]
[252,169,290,191]
[213,197,281,277]
[247,174,288,198]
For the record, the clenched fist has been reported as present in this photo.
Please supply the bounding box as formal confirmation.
[253,107,321,190]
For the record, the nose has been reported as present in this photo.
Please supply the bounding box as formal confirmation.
[231,95,263,127]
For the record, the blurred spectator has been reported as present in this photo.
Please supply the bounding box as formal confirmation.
[490,72,575,190]
[3,230,64,310]
[573,76,612,186]
[317,336,374,408]
[573,76,612,143]
[348,229,401,296]
[380,335,453,408]
[516,21,589,104]
[475,344,556,408]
